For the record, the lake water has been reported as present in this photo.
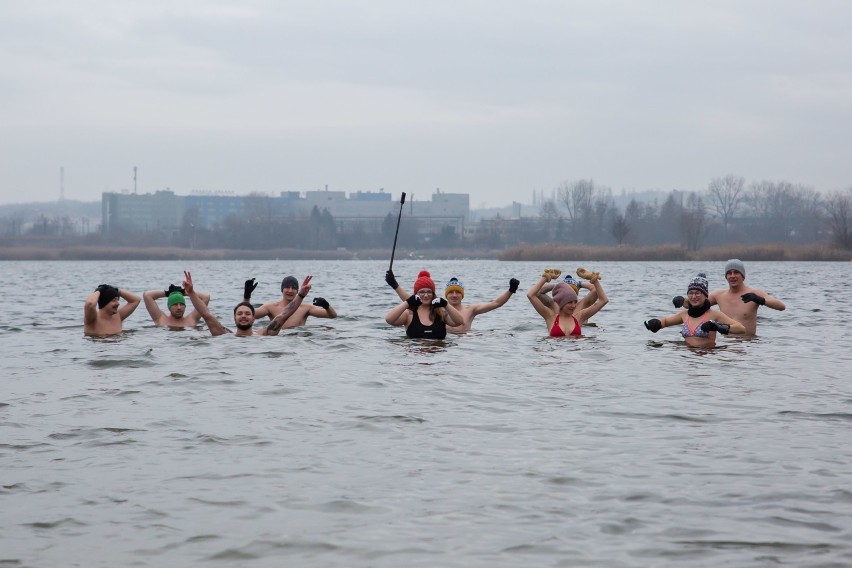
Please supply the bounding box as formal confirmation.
[2,259,851,567]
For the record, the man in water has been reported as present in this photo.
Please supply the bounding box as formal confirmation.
[83,284,141,337]
[184,271,311,336]
[673,259,785,335]
[442,276,520,333]
[142,283,210,328]
[244,275,337,328]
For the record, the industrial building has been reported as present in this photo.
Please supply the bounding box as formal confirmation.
[101,188,469,239]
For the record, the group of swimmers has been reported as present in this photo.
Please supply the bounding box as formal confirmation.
[83,272,333,337]
[84,259,785,347]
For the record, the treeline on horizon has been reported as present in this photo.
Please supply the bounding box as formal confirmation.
[0,243,847,262]
[2,175,851,255]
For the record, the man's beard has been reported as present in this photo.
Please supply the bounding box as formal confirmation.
[235,321,253,331]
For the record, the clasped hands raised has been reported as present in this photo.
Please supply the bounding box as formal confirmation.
[541,267,601,283]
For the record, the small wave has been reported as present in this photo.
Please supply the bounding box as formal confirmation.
[599,411,721,423]
[256,350,296,358]
[87,359,156,369]
[47,427,140,441]
[778,411,852,422]
[0,442,50,451]
[357,414,426,424]
[187,497,250,507]
[676,540,833,552]
[258,387,300,396]
[207,539,340,561]
[193,434,272,447]
[22,517,87,529]
[767,515,842,533]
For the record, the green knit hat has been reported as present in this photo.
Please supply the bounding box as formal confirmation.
[167,291,186,308]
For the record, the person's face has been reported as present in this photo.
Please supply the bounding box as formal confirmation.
[169,302,186,318]
[725,270,744,286]
[446,289,463,305]
[282,284,298,301]
[560,299,578,314]
[687,290,705,306]
[234,306,255,329]
[102,297,120,315]
[416,289,434,303]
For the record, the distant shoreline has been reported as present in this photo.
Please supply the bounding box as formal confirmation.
[0,243,848,261]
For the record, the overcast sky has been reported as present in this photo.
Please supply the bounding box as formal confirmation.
[1,1,850,208]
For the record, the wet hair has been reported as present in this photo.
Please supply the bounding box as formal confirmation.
[233,301,256,316]
[281,276,299,291]
[96,285,120,309]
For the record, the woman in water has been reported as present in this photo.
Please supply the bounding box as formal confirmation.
[384,270,463,339]
[527,267,608,337]
[643,273,745,347]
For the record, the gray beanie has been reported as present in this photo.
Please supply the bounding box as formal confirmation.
[724,259,745,278]
[281,275,299,290]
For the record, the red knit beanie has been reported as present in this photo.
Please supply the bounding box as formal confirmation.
[413,270,436,294]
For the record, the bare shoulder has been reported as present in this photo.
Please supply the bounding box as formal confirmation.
[709,287,729,298]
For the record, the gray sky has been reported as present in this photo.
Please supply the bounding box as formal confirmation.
[2,1,850,208]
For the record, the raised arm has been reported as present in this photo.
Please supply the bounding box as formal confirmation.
[385,296,418,326]
[527,269,560,321]
[439,298,463,327]
[308,297,337,319]
[142,289,166,322]
[643,311,685,333]
[470,278,520,317]
[385,269,410,302]
[265,275,312,335]
[742,289,785,311]
[183,271,229,336]
[117,289,141,320]
[575,279,608,324]
[83,289,99,324]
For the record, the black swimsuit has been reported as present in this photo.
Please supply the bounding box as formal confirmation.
[405,309,447,339]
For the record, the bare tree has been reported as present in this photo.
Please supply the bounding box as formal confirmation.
[591,188,616,244]
[539,199,560,221]
[680,193,708,251]
[746,180,822,242]
[556,178,595,237]
[610,213,630,245]
[707,174,744,238]
[824,187,852,249]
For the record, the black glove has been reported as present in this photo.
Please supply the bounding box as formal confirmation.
[385,270,399,290]
[741,292,765,306]
[164,283,185,296]
[508,278,520,294]
[432,297,448,308]
[312,297,330,310]
[700,320,731,335]
[644,319,662,333]
[672,295,685,309]
[406,295,422,309]
[243,278,258,300]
